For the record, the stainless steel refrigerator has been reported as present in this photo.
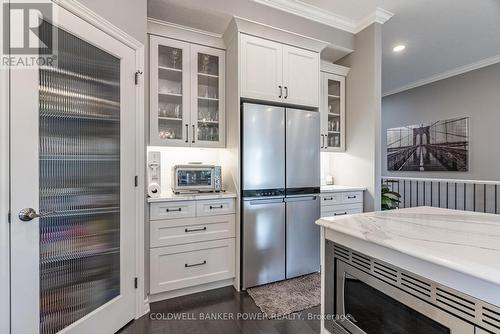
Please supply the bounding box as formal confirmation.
[241,102,321,289]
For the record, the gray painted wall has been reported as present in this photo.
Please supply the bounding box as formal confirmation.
[79,0,147,44]
[332,23,383,212]
[382,62,500,181]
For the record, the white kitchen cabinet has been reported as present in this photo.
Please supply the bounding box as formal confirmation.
[240,34,319,107]
[150,36,225,147]
[320,71,346,151]
[240,34,283,103]
[282,45,319,107]
[148,196,236,298]
[320,191,363,218]
[320,62,349,152]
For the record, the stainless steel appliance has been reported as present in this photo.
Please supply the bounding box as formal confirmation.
[172,164,222,194]
[324,242,491,334]
[241,102,320,289]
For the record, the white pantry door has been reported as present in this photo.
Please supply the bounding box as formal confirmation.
[10,3,136,334]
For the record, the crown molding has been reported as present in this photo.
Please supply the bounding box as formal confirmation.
[355,8,394,34]
[383,54,500,97]
[147,17,226,49]
[252,0,393,34]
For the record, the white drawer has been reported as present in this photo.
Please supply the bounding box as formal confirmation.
[150,239,235,294]
[320,193,342,206]
[150,201,196,221]
[150,215,236,248]
[321,208,362,218]
[196,198,235,217]
[321,203,363,218]
[342,191,363,204]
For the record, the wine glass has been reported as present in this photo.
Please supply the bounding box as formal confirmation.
[201,54,210,74]
[171,49,179,69]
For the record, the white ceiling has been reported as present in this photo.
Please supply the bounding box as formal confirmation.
[148,0,500,95]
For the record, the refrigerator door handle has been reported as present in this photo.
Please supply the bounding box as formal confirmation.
[248,198,284,205]
[285,196,317,202]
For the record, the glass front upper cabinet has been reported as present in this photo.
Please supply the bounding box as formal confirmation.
[150,36,225,147]
[321,71,346,152]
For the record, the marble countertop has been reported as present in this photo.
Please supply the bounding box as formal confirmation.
[147,190,237,203]
[320,185,366,193]
[317,207,500,287]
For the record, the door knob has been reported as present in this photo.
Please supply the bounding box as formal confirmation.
[18,208,40,221]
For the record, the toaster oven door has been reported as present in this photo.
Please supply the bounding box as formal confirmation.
[173,168,214,192]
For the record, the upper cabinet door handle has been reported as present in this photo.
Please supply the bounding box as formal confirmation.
[284,86,288,99]
[278,85,282,98]
[192,125,195,143]
[185,124,189,143]
[320,134,324,149]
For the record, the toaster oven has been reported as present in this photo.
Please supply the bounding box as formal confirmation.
[172,164,222,193]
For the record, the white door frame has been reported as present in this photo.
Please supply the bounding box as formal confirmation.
[0,2,147,333]
[0,1,11,333]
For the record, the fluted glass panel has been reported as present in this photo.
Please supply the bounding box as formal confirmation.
[38,21,121,334]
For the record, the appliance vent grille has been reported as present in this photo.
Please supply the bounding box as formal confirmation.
[400,273,432,298]
[332,242,500,332]
[333,245,350,262]
[373,261,398,284]
[482,307,500,331]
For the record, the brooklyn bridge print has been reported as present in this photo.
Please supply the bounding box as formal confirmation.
[387,117,469,172]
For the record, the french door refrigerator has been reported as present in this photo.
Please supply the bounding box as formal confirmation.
[241,103,320,289]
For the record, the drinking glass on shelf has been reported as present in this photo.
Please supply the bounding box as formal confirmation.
[201,54,210,74]
[171,49,179,69]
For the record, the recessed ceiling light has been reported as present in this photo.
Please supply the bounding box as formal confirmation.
[393,45,406,53]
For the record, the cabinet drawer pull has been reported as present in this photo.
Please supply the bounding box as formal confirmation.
[323,197,334,201]
[209,205,224,210]
[185,227,207,233]
[347,196,357,199]
[185,260,207,268]
[166,208,182,212]
[334,212,347,216]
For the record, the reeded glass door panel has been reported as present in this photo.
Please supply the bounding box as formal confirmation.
[39,21,121,334]
[327,79,341,148]
[197,52,220,142]
[158,45,184,140]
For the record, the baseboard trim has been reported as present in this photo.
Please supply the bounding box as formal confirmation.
[148,279,235,303]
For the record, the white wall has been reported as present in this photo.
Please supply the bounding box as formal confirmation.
[331,24,383,211]
[382,62,500,181]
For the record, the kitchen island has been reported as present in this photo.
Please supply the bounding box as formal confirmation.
[317,207,500,334]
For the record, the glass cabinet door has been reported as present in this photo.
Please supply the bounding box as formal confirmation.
[191,45,225,147]
[321,73,345,151]
[150,36,190,146]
